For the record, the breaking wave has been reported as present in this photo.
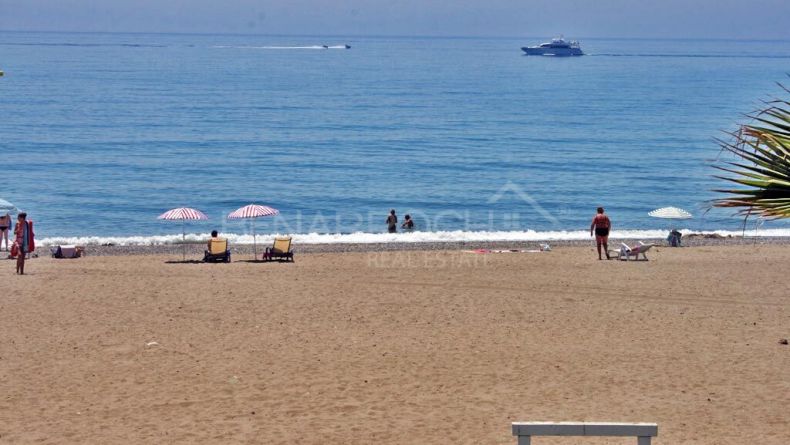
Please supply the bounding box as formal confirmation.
[211,45,349,50]
[38,228,790,247]
[589,53,790,59]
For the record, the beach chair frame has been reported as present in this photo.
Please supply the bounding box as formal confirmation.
[203,239,231,263]
[619,242,654,261]
[263,237,295,262]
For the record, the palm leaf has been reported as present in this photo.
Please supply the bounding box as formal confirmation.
[713,83,790,219]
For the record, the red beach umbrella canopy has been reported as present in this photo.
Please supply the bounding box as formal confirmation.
[157,207,209,261]
[157,207,209,221]
[227,204,279,219]
[227,204,279,260]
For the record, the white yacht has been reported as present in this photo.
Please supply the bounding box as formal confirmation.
[522,36,583,56]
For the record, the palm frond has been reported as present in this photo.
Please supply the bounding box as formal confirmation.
[713,84,790,219]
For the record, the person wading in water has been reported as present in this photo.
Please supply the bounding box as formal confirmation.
[386,209,398,233]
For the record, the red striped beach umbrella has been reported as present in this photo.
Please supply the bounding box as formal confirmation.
[227,204,279,259]
[157,207,209,260]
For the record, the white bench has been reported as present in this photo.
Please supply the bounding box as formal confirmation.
[512,422,658,445]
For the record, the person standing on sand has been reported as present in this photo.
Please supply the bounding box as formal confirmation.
[14,212,30,274]
[0,212,10,251]
[386,209,398,233]
[590,207,611,260]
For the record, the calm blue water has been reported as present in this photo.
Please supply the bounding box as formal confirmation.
[2,32,790,241]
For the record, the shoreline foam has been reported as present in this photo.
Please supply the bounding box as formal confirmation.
[38,233,790,257]
[37,228,790,249]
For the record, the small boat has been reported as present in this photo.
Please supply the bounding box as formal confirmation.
[521,36,583,56]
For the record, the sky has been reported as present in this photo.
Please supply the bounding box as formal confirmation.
[1,0,789,39]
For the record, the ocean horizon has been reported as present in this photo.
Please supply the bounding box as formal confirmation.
[2,31,790,245]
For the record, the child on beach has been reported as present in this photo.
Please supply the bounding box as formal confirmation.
[0,212,10,251]
[590,207,611,260]
[386,209,398,233]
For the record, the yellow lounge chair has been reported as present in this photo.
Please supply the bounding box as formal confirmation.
[204,238,231,263]
[263,237,294,262]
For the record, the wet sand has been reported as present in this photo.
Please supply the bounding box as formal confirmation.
[45,234,790,257]
[1,245,788,444]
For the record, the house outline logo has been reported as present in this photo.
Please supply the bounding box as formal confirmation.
[487,181,560,226]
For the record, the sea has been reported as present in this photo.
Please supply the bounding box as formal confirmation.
[2,32,790,246]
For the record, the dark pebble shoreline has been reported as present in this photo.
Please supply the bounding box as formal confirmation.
[47,235,790,257]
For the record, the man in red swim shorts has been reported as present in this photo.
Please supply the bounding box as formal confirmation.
[590,207,611,260]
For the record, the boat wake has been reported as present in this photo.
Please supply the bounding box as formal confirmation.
[211,45,350,50]
[0,42,166,48]
[589,53,790,59]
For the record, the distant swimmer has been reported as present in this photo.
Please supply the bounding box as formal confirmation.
[386,209,398,233]
[401,214,414,231]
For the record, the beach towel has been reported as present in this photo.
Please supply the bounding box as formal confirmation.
[27,221,35,253]
[10,221,35,258]
[465,244,551,254]
[17,221,34,252]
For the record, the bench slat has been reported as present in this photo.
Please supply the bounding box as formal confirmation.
[584,423,658,436]
[513,423,584,436]
[512,422,657,437]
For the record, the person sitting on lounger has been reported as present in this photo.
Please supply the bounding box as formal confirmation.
[207,230,220,250]
[667,229,682,247]
[204,230,230,262]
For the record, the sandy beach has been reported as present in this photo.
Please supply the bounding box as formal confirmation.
[1,244,788,444]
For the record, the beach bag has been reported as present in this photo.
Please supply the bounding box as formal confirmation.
[10,242,18,258]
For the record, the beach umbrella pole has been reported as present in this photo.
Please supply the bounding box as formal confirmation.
[157,207,209,262]
[227,204,278,261]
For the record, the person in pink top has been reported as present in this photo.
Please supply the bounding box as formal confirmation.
[590,207,612,260]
